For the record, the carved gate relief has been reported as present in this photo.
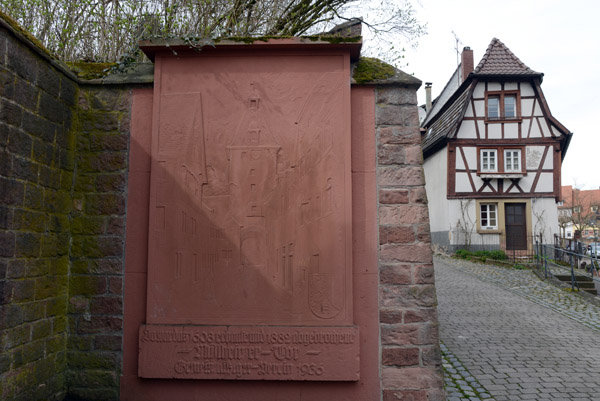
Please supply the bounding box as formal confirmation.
[139,52,358,380]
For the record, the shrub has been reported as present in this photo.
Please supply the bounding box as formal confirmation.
[455,249,470,259]
[488,250,508,260]
[454,249,508,261]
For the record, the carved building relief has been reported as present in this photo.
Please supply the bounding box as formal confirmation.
[145,55,352,328]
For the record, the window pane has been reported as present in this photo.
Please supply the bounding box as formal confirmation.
[504,150,520,172]
[488,97,499,118]
[481,150,497,172]
[480,204,497,229]
[504,96,516,118]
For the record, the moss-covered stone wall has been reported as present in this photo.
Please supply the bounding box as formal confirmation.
[0,20,132,401]
[0,24,76,401]
[66,86,131,400]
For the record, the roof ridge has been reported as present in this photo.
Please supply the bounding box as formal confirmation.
[474,37,540,75]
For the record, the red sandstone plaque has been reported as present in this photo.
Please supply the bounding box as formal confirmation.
[142,51,355,380]
[138,325,359,380]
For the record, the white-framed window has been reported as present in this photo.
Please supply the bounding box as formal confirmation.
[480,149,497,172]
[504,149,521,172]
[480,203,498,229]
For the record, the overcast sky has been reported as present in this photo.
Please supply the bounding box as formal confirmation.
[374,0,599,190]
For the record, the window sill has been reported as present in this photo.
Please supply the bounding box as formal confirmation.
[479,173,525,179]
[477,228,502,234]
[485,117,522,123]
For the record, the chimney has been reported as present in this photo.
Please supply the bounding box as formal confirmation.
[425,82,432,112]
[461,46,474,82]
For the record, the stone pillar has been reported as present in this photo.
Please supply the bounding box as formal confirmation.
[375,85,444,401]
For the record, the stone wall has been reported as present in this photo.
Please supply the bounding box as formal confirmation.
[66,87,131,400]
[0,23,76,401]
[0,18,133,401]
[0,13,443,401]
[376,86,444,401]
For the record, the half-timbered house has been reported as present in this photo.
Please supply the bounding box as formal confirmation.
[421,38,572,252]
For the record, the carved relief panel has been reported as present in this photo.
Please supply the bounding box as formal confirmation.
[140,52,356,380]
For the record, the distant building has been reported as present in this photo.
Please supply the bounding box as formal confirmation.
[559,186,600,241]
[421,38,572,252]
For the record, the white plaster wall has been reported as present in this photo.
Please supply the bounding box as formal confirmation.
[464,102,474,117]
[473,82,485,98]
[448,198,477,247]
[424,148,449,232]
[543,149,554,169]
[520,174,535,192]
[536,172,554,192]
[473,100,484,117]
[522,99,534,117]
[472,175,484,190]
[488,83,501,91]
[462,147,476,170]
[529,119,542,138]
[456,121,477,138]
[520,82,534,97]
[522,119,531,138]
[504,123,518,138]
[455,173,471,192]
[540,121,551,137]
[509,185,521,194]
[455,149,465,170]
[476,121,485,137]
[531,197,559,242]
[488,124,501,139]
[505,82,518,90]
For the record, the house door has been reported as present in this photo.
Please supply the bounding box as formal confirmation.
[505,203,527,250]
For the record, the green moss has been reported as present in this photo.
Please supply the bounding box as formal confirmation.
[71,216,105,235]
[66,62,116,80]
[46,333,66,354]
[214,35,361,44]
[69,275,105,297]
[353,57,396,84]
[67,351,118,370]
[311,35,361,44]
[35,275,68,300]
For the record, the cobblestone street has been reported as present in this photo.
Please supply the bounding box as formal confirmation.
[435,256,600,401]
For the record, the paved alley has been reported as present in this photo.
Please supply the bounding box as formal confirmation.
[435,256,600,401]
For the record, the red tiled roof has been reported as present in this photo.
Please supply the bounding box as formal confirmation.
[560,186,600,208]
[473,38,541,76]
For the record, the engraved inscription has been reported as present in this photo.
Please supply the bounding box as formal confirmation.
[139,325,359,381]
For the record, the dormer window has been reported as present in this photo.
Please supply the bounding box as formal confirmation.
[485,91,520,122]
